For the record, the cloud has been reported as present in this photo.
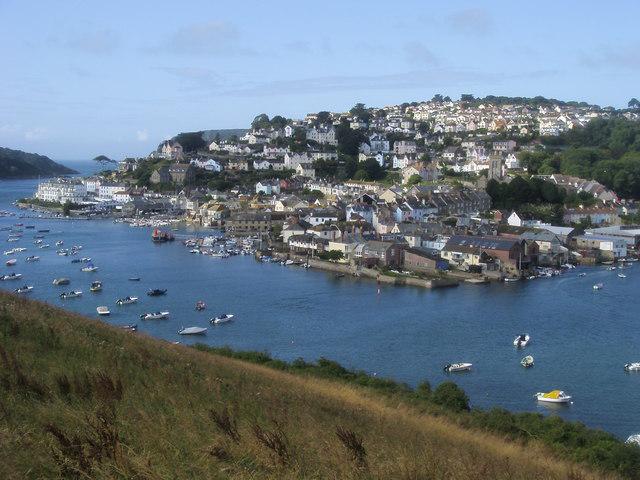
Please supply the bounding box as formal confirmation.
[579,44,640,70]
[157,66,226,91]
[64,29,119,55]
[24,128,48,141]
[447,8,493,37]
[0,124,21,135]
[159,21,256,56]
[136,130,149,142]
[403,42,439,67]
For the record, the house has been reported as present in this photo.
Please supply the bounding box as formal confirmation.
[574,234,627,260]
[369,134,390,152]
[563,207,620,226]
[150,166,171,184]
[198,202,229,226]
[519,230,569,266]
[393,140,417,155]
[401,164,439,184]
[441,235,537,274]
[361,241,403,268]
[226,212,272,234]
[288,234,328,254]
[492,140,517,152]
[255,180,281,195]
[282,220,310,242]
[403,247,448,273]
[284,152,313,169]
[274,196,308,212]
[284,125,294,137]
[507,211,523,227]
[253,159,273,170]
[227,158,250,171]
[190,158,223,172]
[346,203,374,223]
[159,141,184,160]
[310,224,341,241]
[392,153,417,169]
[119,158,138,173]
[327,238,359,261]
[168,163,196,184]
[295,164,316,178]
[304,208,340,226]
[306,126,337,145]
[504,153,520,170]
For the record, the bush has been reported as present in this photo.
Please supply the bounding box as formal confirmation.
[432,382,470,412]
[416,380,431,400]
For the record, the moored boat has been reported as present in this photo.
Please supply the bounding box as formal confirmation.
[119,324,138,332]
[443,363,472,373]
[140,311,170,320]
[60,290,83,299]
[624,362,640,372]
[25,255,39,262]
[211,313,234,324]
[177,326,207,335]
[128,277,141,281]
[90,280,103,292]
[147,288,167,296]
[14,285,33,294]
[195,300,206,311]
[52,277,70,286]
[535,390,572,404]
[116,296,138,305]
[514,334,530,348]
[1,273,22,281]
[81,264,98,272]
[618,273,627,278]
[152,228,174,243]
[96,306,110,316]
[521,355,534,368]
[5,258,17,266]
[593,283,604,290]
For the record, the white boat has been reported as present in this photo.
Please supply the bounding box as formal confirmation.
[514,334,530,348]
[39,244,50,249]
[535,390,572,404]
[25,255,39,262]
[285,259,295,265]
[90,281,102,292]
[593,283,603,290]
[60,290,82,299]
[140,311,170,320]
[52,277,70,285]
[116,296,138,305]
[578,272,586,277]
[1,273,22,281]
[618,273,627,278]
[504,277,520,282]
[443,363,472,372]
[521,355,534,368]
[607,266,617,271]
[624,362,640,372]
[14,285,33,294]
[3,248,17,255]
[178,326,207,335]
[81,265,99,272]
[55,241,64,246]
[5,258,16,266]
[33,239,43,245]
[626,434,640,446]
[96,306,110,316]
[14,247,26,252]
[211,313,234,324]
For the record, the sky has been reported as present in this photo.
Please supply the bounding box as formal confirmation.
[1,0,639,160]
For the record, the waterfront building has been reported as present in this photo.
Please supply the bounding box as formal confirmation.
[36,179,87,204]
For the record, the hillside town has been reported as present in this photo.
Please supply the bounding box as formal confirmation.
[25,96,640,282]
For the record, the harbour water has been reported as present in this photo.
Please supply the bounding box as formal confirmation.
[1,172,639,439]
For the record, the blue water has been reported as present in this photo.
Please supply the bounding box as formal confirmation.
[1,175,639,439]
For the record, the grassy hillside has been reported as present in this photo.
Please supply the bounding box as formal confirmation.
[0,147,77,178]
[0,292,628,479]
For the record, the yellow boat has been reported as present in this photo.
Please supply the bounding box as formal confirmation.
[535,390,572,403]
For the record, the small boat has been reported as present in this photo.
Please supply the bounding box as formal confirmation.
[25,255,39,262]
[37,229,49,233]
[116,296,138,305]
[1,273,22,281]
[627,434,640,446]
[90,281,103,292]
[119,324,138,332]
[5,259,17,266]
[514,334,530,348]
[195,300,206,311]
[39,244,50,249]
[285,259,295,266]
[81,264,98,272]
[443,363,472,373]
[3,248,17,255]
[624,363,640,372]
[25,225,34,229]
[128,277,141,281]
[593,283,604,290]
[55,241,64,246]
[504,277,520,282]
[178,326,207,335]
[80,257,92,263]
[521,355,534,368]
[14,285,33,294]
[211,313,234,324]
[607,266,617,271]
[147,289,167,296]
[14,247,26,252]
[335,273,345,278]
[140,311,170,320]
[60,290,83,299]
[535,390,572,404]
[96,306,110,316]
[618,273,627,278]
[52,277,70,286]
[578,272,586,277]
[71,259,82,263]
[33,239,43,245]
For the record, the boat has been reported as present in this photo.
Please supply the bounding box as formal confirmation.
[25,255,39,262]
[52,277,70,285]
[96,306,110,316]
[624,363,640,372]
[535,390,572,404]
[39,244,50,249]
[14,247,26,252]
[578,272,586,277]
[285,259,295,266]
[55,241,63,246]
[618,273,627,278]
[60,290,83,299]
[177,326,207,335]
[504,277,520,282]
[0,273,22,281]
[593,283,604,290]
[128,277,141,281]
[5,258,16,266]
[25,225,34,229]
[71,259,82,263]
[152,228,175,243]
[211,313,234,324]
[33,239,43,245]
[335,273,345,278]
[521,355,534,368]
[607,266,617,271]
[80,257,92,263]
[90,281,103,292]
[37,229,49,233]
[140,311,170,320]
[514,334,530,348]
[443,363,472,373]
[116,296,138,305]
[14,285,33,294]
[3,248,17,255]
[119,324,138,332]
[81,264,99,272]
[195,300,206,311]
[147,288,167,296]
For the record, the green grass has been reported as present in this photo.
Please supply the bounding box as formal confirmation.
[0,292,631,479]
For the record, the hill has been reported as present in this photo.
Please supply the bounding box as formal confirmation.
[0,292,633,479]
[0,147,77,178]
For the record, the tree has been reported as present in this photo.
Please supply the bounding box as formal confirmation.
[251,113,270,131]
[460,94,475,102]
[62,201,72,216]
[270,115,288,129]
[315,111,332,125]
[416,381,431,400]
[349,103,372,123]
[431,93,444,102]
[356,158,385,181]
[628,98,640,109]
[336,121,367,156]
[406,174,423,186]
[432,382,470,412]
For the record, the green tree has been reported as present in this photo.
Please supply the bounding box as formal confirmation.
[62,201,72,216]
[349,103,372,123]
[251,113,270,130]
[406,174,423,186]
[270,115,288,129]
[336,121,367,156]
[432,381,470,412]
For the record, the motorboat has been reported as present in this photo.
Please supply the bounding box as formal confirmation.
[443,363,472,373]
[535,390,572,404]
[96,306,110,316]
[52,277,70,286]
[514,334,530,348]
[593,283,603,290]
[119,324,138,332]
[178,326,207,335]
[116,296,138,305]
[60,291,82,299]
[55,241,64,246]
[504,277,520,282]
[37,229,49,233]
[147,288,167,296]
[211,314,234,324]
[618,273,627,278]
[626,435,640,446]
[39,244,50,249]
[57,249,68,256]
[607,266,617,271]
[3,248,17,255]
[80,257,92,263]
[1,273,22,281]
[285,259,295,266]
[71,259,82,264]
[128,277,141,281]
[5,258,16,266]
[521,355,534,368]
[25,255,39,262]
[140,311,170,320]
[624,363,640,372]
[14,285,33,294]
[578,272,586,277]
[33,239,43,245]
[195,300,206,311]
[90,281,103,292]
[81,264,98,272]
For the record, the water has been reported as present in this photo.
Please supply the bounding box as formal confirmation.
[0,177,639,439]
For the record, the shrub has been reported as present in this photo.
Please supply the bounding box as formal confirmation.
[432,382,470,412]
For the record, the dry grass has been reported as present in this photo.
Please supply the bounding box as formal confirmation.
[0,292,616,479]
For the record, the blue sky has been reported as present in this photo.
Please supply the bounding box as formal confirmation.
[1,0,638,160]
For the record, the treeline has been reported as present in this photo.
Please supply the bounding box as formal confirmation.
[521,118,640,198]
[194,344,640,479]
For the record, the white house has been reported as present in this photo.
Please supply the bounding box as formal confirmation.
[507,211,523,227]
[369,134,390,153]
[284,152,313,169]
[190,158,223,172]
[255,180,281,195]
[253,159,273,170]
[36,179,87,204]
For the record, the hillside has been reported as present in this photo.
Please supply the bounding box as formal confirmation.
[0,147,77,178]
[0,292,629,479]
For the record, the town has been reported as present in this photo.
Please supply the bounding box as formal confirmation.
[24,95,640,283]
